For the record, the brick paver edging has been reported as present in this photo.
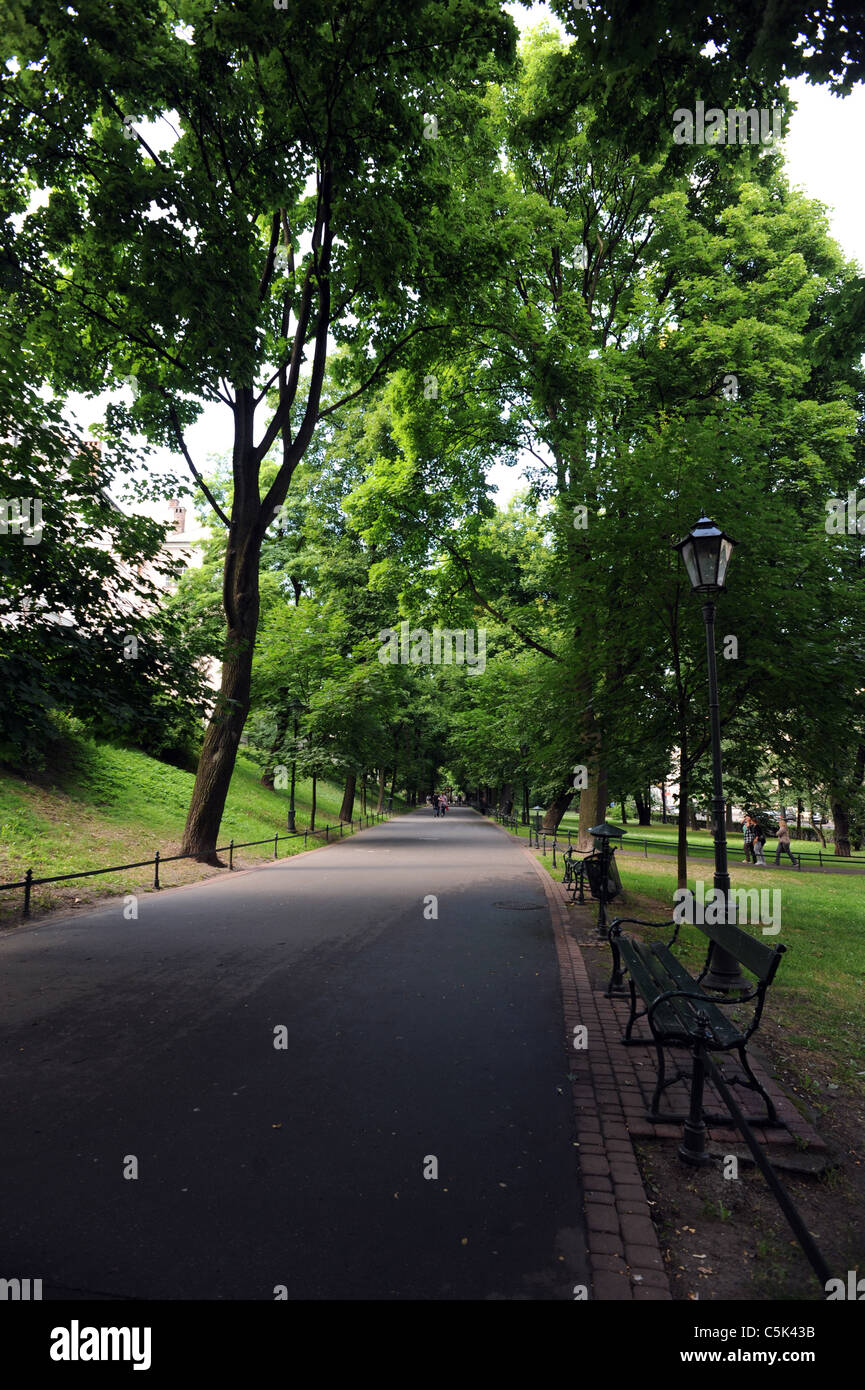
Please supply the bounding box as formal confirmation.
[520,843,673,1301]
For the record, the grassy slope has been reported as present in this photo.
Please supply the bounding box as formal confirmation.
[534,844,865,1092]
[0,738,395,922]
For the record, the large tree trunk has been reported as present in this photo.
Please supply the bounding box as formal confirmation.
[340,773,357,822]
[831,793,851,856]
[376,766,386,812]
[501,781,514,816]
[634,790,651,826]
[660,778,668,824]
[577,768,607,849]
[543,784,575,834]
[687,798,699,832]
[181,513,261,863]
[676,738,689,888]
[618,793,628,825]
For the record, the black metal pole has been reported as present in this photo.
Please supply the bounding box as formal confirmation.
[701,600,748,991]
[287,714,297,832]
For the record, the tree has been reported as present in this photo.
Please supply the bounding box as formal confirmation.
[3,0,516,859]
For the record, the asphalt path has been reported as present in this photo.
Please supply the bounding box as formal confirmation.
[0,807,588,1301]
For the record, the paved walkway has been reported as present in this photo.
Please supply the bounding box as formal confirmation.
[0,807,590,1301]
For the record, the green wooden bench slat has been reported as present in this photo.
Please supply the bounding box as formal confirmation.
[694,917,784,984]
[618,938,743,1047]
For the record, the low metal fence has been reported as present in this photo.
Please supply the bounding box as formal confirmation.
[0,811,391,919]
[491,814,865,871]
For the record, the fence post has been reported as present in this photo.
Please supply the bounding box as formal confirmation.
[552,839,557,869]
[304,830,308,848]
[274,833,279,859]
[229,839,234,870]
[325,824,329,842]
[23,867,32,919]
[154,850,160,889]
[339,822,343,837]
[818,849,822,868]
[542,833,546,855]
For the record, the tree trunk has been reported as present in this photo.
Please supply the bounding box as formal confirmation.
[501,781,514,816]
[831,794,851,856]
[376,766,386,813]
[340,773,357,822]
[676,738,689,888]
[725,800,734,830]
[660,778,668,824]
[634,790,651,826]
[181,514,261,863]
[796,798,802,833]
[360,771,367,816]
[310,771,316,832]
[577,768,608,850]
[687,798,699,832]
[809,799,827,846]
[543,784,575,834]
[522,779,529,824]
[619,794,628,824]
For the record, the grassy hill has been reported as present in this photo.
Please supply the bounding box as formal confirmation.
[0,735,397,924]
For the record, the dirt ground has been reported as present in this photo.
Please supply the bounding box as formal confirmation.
[575,927,865,1301]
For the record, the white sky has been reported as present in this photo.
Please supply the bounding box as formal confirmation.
[70,3,864,513]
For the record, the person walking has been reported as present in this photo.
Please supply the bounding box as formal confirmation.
[440,794,448,816]
[432,793,440,818]
[753,821,767,867]
[774,817,797,866]
[742,814,756,863]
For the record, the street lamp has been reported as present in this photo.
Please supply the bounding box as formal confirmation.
[531,805,545,847]
[587,821,625,938]
[287,701,300,834]
[674,515,746,991]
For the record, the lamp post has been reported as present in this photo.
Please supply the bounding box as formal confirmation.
[287,702,299,834]
[587,821,625,938]
[673,515,746,991]
[531,805,544,847]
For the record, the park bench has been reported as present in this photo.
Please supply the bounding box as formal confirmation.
[606,912,787,1125]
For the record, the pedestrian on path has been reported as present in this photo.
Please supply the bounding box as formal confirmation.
[774,817,797,866]
[742,814,757,863]
[753,822,767,867]
[432,793,440,817]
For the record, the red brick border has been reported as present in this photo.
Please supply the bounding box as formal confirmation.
[523,844,672,1300]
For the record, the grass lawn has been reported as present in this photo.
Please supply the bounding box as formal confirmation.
[0,736,399,923]
[530,843,865,1095]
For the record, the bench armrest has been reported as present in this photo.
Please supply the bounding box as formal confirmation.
[608,915,678,944]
